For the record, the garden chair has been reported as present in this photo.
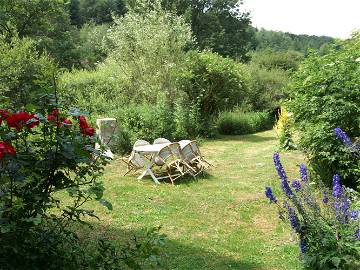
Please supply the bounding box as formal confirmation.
[120,140,150,175]
[188,140,213,172]
[120,151,146,176]
[153,143,186,184]
[180,141,202,176]
[153,138,171,144]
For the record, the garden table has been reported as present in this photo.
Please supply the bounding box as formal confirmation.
[133,142,171,184]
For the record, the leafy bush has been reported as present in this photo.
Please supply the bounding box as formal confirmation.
[250,49,304,71]
[179,51,251,136]
[265,153,360,270]
[246,63,290,111]
[59,63,127,115]
[217,110,274,135]
[287,33,360,188]
[0,89,166,268]
[0,36,55,109]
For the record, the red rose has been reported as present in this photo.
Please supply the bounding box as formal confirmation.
[83,127,94,137]
[0,141,16,159]
[47,115,56,122]
[0,109,10,124]
[63,118,72,126]
[7,112,38,131]
[78,115,89,129]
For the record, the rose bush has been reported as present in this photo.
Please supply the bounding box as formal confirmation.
[0,94,113,268]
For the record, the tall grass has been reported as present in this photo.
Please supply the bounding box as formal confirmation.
[217,110,274,135]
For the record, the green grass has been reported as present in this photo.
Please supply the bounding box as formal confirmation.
[83,130,305,270]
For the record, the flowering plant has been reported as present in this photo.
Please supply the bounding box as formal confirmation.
[265,152,360,270]
[0,94,112,268]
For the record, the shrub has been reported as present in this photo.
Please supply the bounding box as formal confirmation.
[247,63,290,111]
[250,49,304,71]
[217,110,274,135]
[0,36,55,109]
[265,153,360,270]
[287,33,360,188]
[178,51,251,136]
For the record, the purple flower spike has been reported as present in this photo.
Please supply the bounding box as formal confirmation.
[322,191,329,204]
[292,180,301,192]
[265,187,277,203]
[355,229,360,241]
[273,153,293,197]
[288,207,300,232]
[299,164,308,182]
[334,128,353,147]
[351,210,359,221]
[300,238,306,253]
[332,174,343,199]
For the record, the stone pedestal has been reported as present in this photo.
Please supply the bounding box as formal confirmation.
[96,118,117,159]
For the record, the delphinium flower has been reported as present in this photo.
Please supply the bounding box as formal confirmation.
[265,187,277,203]
[322,191,329,204]
[273,153,293,197]
[300,238,306,254]
[332,174,343,199]
[355,229,360,241]
[334,128,353,147]
[351,210,359,221]
[299,164,308,182]
[288,206,300,232]
[292,180,301,192]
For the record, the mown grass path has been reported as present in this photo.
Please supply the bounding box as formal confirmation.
[88,130,305,270]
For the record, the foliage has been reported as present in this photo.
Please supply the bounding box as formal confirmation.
[75,23,109,69]
[265,153,360,270]
[246,64,290,111]
[217,110,274,136]
[287,34,360,188]
[250,49,304,71]
[274,106,296,150]
[161,0,255,61]
[178,51,250,136]
[70,0,127,26]
[0,36,56,109]
[105,0,192,104]
[59,62,127,115]
[0,0,79,68]
[254,28,334,53]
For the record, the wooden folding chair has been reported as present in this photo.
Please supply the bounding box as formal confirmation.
[120,151,146,176]
[153,143,185,184]
[188,141,213,173]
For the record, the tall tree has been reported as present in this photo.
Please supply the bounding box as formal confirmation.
[0,0,78,68]
[161,0,254,61]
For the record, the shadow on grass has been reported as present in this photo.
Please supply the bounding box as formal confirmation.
[78,224,262,270]
[218,133,275,143]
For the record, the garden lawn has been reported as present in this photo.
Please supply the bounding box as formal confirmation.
[84,130,305,270]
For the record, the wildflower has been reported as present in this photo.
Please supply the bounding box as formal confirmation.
[332,174,343,199]
[300,238,306,253]
[334,127,353,147]
[292,180,301,192]
[273,153,293,197]
[351,210,358,221]
[299,164,308,182]
[265,187,277,203]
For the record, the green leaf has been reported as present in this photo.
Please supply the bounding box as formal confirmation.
[99,199,113,211]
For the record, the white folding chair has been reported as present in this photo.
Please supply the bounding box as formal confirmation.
[153,143,185,184]
[153,138,171,144]
[121,152,146,176]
